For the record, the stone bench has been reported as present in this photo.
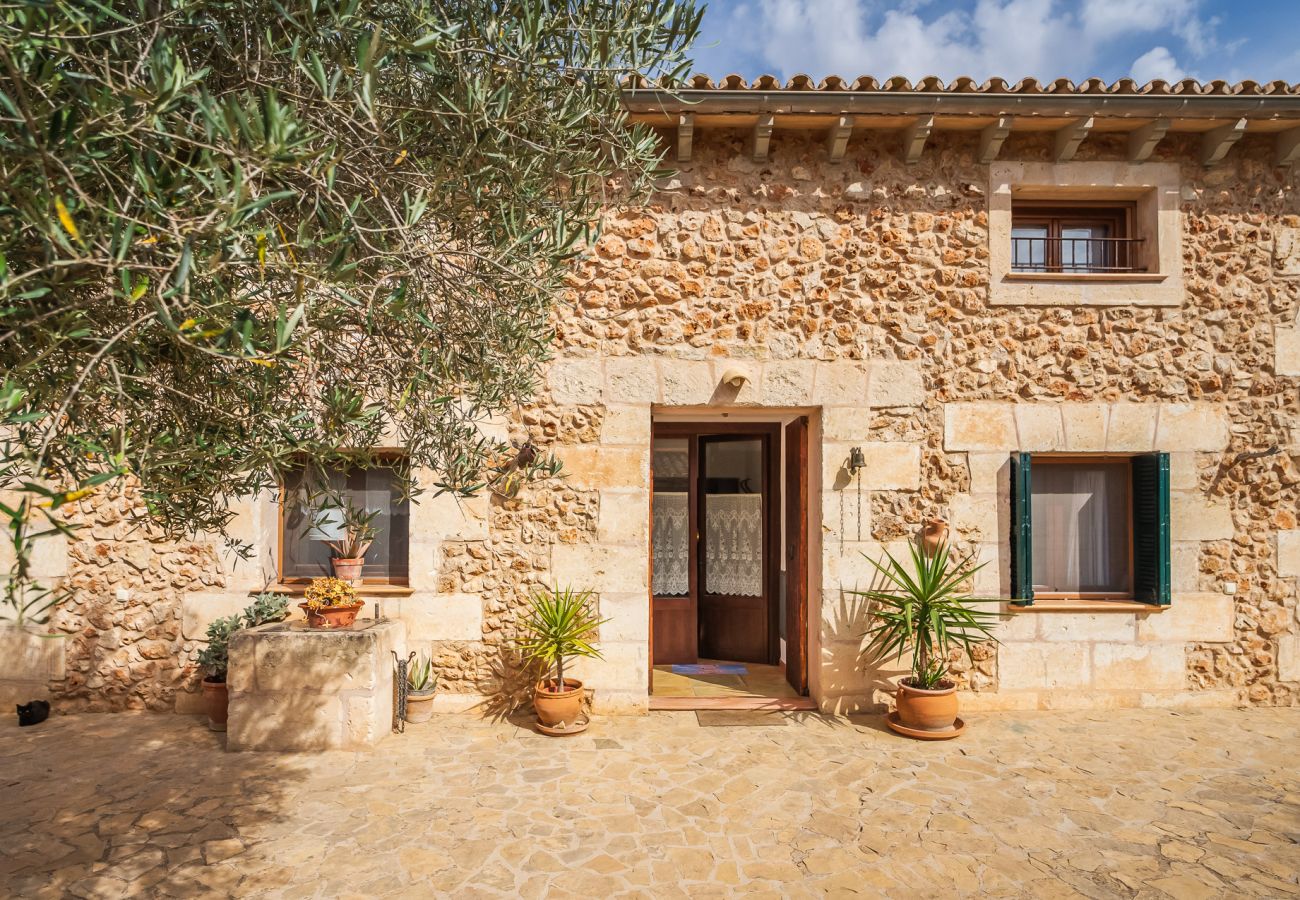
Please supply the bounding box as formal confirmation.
[226,618,405,751]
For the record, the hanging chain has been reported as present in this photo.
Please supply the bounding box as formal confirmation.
[392,650,415,734]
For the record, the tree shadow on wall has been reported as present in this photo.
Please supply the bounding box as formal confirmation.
[0,712,311,897]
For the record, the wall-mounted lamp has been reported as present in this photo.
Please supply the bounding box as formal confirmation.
[847,446,866,474]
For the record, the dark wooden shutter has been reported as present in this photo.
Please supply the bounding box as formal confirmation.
[1009,452,1034,606]
[1131,452,1171,606]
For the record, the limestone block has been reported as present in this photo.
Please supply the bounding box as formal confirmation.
[1172,542,1200,592]
[1061,404,1109,451]
[1037,691,1141,711]
[966,453,1007,494]
[812,362,870,407]
[227,693,343,751]
[396,594,482,642]
[600,405,651,446]
[1137,593,1234,643]
[659,360,715,405]
[822,407,873,443]
[250,629,382,693]
[605,357,658,404]
[182,592,249,642]
[997,642,1090,689]
[760,360,815,406]
[1279,634,1300,682]
[709,362,764,404]
[551,545,647,593]
[959,692,1041,712]
[344,693,389,747]
[594,592,651,642]
[0,626,67,683]
[25,530,68,580]
[819,640,877,696]
[1170,492,1234,542]
[822,546,889,595]
[598,491,649,545]
[1168,452,1199,491]
[1092,643,1186,691]
[1014,405,1064,451]
[1036,614,1137,643]
[950,493,999,541]
[1274,225,1300,277]
[1137,690,1237,709]
[944,403,1017,451]
[1155,404,1230,452]
[1276,325,1300,376]
[547,358,603,405]
[1278,529,1300,577]
[408,489,488,546]
[867,361,924,408]
[1106,403,1157,451]
[820,490,871,550]
[994,611,1040,642]
[590,689,649,716]
[568,639,647,693]
[823,443,920,491]
[558,446,647,491]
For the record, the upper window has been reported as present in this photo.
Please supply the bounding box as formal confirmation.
[281,462,410,583]
[1011,202,1143,274]
[1009,453,1170,606]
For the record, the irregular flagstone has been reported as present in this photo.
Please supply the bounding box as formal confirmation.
[0,709,1297,898]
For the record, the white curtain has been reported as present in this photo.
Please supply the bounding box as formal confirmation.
[652,492,689,596]
[1031,465,1128,593]
[704,494,763,596]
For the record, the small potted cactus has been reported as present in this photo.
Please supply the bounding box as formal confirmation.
[300,576,366,628]
[404,653,439,723]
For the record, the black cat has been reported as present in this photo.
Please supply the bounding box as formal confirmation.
[16,700,49,727]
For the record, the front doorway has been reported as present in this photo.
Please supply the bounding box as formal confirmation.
[649,418,811,708]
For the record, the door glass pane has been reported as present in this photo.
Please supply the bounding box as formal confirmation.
[1011,224,1048,271]
[652,438,689,596]
[1031,462,1129,594]
[703,439,763,597]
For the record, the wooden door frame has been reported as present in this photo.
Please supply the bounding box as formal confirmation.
[648,420,804,693]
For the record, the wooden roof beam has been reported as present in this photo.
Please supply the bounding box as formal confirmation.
[902,114,934,165]
[826,115,854,160]
[978,116,1013,164]
[750,114,774,162]
[1201,118,1247,167]
[1054,117,1094,162]
[675,113,694,163]
[1276,125,1300,167]
[1128,117,1169,162]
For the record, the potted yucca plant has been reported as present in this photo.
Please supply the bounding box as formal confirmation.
[856,542,1001,739]
[516,586,608,734]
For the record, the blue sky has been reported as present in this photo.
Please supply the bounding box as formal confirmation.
[689,0,1300,84]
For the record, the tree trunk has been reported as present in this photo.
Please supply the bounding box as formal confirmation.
[555,654,564,694]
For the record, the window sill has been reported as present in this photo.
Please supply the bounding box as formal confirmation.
[258,583,414,598]
[1010,599,1166,613]
[1004,272,1167,284]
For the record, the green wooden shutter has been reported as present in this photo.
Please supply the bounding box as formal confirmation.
[1131,452,1171,606]
[1009,452,1034,606]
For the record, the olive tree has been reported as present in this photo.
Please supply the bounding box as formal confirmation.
[0,0,700,622]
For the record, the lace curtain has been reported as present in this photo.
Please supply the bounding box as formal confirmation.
[704,494,763,597]
[652,492,689,596]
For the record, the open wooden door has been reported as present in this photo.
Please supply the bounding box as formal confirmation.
[783,416,809,695]
[651,436,697,664]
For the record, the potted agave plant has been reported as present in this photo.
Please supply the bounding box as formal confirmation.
[196,592,289,730]
[516,586,608,735]
[857,541,1000,740]
[321,500,379,584]
[404,653,439,724]
[300,576,366,629]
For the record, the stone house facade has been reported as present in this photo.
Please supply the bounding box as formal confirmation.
[5,76,1300,717]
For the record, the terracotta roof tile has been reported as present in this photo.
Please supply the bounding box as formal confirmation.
[625,74,1300,96]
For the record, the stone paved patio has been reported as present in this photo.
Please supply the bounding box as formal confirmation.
[2,708,1297,898]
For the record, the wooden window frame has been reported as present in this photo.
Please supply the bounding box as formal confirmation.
[1011,201,1140,274]
[276,452,411,586]
[1028,454,1135,602]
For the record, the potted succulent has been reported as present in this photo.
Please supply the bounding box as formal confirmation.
[856,542,1000,740]
[404,653,439,724]
[516,586,608,735]
[194,592,290,731]
[300,576,366,628]
[321,501,379,584]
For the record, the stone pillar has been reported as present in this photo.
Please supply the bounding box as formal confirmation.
[226,618,405,751]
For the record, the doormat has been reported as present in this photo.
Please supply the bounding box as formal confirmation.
[672,663,747,676]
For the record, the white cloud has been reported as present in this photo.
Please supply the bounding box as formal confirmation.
[1129,46,1187,83]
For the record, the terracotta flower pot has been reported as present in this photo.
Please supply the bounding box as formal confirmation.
[533,678,584,727]
[895,679,958,733]
[202,677,228,732]
[404,689,436,724]
[299,601,366,629]
[920,518,949,557]
[330,557,365,584]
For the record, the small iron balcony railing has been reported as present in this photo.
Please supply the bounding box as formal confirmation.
[1011,236,1147,274]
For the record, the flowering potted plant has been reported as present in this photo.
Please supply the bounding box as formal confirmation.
[300,576,366,628]
[516,586,607,734]
[856,542,1000,740]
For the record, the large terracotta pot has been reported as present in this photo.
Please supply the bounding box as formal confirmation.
[330,557,365,584]
[299,601,366,629]
[405,689,436,724]
[920,518,949,557]
[895,679,958,732]
[533,678,584,727]
[202,677,228,732]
